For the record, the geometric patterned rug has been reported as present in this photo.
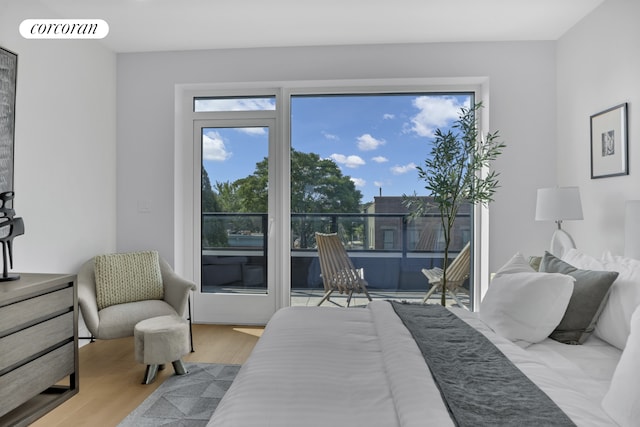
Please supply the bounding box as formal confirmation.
[117,363,241,427]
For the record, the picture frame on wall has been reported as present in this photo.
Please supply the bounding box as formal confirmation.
[0,46,17,196]
[590,103,628,179]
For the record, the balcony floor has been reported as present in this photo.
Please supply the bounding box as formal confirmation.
[200,286,471,310]
[291,288,471,309]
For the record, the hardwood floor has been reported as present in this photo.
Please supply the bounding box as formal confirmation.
[31,324,263,427]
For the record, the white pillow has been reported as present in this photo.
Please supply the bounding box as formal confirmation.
[479,271,575,346]
[561,248,606,271]
[601,305,640,426]
[595,252,640,350]
[493,252,536,279]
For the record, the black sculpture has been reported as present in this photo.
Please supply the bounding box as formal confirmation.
[0,191,24,281]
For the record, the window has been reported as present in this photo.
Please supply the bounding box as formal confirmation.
[289,92,475,307]
[383,229,395,250]
[182,85,483,321]
[194,96,275,112]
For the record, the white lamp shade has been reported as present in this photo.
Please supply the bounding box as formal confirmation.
[625,200,640,260]
[535,187,584,222]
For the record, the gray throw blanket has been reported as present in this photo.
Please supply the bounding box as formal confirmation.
[390,302,576,427]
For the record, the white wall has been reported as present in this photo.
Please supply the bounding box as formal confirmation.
[557,0,640,257]
[117,42,557,275]
[0,2,117,274]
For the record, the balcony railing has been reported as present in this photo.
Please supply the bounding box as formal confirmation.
[201,212,471,293]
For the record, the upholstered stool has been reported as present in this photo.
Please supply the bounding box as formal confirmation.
[134,315,190,384]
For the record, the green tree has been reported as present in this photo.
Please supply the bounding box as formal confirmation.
[290,150,362,214]
[290,150,363,247]
[201,166,228,247]
[202,167,220,212]
[234,149,363,248]
[235,149,362,214]
[404,103,505,306]
[214,181,242,213]
[214,179,260,235]
[235,173,268,213]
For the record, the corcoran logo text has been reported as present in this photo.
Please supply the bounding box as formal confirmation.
[20,19,109,39]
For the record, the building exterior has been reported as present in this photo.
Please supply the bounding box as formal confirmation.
[365,196,471,252]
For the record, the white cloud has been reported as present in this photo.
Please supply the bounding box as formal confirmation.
[357,133,385,151]
[409,96,470,138]
[203,131,232,161]
[372,156,388,163]
[374,181,384,187]
[330,153,365,168]
[322,131,339,140]
[391,162,417,175]
[351,177,366,187]
[236,127,266,136]
[383,113,395,120]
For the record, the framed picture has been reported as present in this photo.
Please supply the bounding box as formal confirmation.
[590,103,628,179]
[0,46,17,195]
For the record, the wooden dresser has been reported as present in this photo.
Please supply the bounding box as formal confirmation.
[0,273,78,426]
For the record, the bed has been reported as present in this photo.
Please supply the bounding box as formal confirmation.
[208,249,640,427]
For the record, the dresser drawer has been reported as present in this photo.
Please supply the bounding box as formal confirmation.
[0,341,75,418]
[0,286,73,334]
[0,312,74,373]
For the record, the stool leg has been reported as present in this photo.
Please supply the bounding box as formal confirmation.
[142,364,159,384]
[172,359,188,375]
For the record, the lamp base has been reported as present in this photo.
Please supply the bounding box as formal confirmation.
[0,273,20,282]
[550,229,576,258]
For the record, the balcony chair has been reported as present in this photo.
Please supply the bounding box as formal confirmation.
[77,250,196,349]
[315,232,372,307]
[421,241,471,308]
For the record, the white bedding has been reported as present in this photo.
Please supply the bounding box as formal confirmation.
[525,335,621,401]
[209,301,618,426]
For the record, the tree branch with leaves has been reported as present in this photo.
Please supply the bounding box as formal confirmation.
[403,102,505,306]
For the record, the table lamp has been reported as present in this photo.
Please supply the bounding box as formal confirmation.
[535,187,583,257]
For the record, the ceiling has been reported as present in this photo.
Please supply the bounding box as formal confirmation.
[38,0,606,53]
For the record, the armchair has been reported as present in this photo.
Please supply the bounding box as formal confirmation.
[77,253,196,344]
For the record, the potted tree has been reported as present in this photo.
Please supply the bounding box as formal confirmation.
[404,102,505,306]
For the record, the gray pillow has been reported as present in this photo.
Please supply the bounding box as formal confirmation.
[540,251,618,344]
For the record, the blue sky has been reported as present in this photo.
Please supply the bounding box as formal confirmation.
[202,93,472,204]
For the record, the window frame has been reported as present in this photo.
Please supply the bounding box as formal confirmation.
[176,78,490,315]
